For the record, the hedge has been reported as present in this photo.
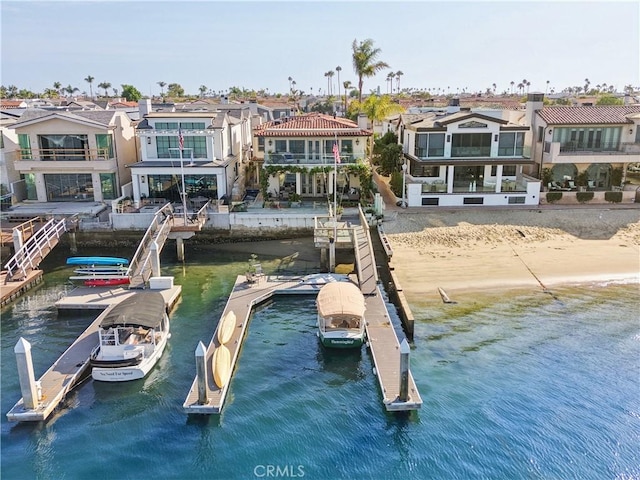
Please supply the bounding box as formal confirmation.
[546,192,562,203]
[576,191,594,204]
[604,191,623,203]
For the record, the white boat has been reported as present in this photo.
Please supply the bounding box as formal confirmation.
[316,281,366,348]
[90,292,170,382]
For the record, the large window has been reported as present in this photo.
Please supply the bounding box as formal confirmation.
[100,173,116,200]
[180,122,206,130]
[148,174,218,201]
[451,133,491,157]
[415,133,445,157]
[157,136,180,158]
[498,132,524,156]
[155,122,178,129]
[553,127,621,152]
[95,134,114,158]
[289,140,305,154]
[18,134,31,159]
[44,173,94,201]
[275,140,287,152]
[38,134,88,160]
[181,136,207,158]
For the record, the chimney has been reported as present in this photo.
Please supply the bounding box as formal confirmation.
[357,113,369,130]
[138,98,152,117]
[221,96,229,105]
[446,97,460,114]
[525,93,544,128]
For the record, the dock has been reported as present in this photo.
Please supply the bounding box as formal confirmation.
[7,287,181,422]
[0,270,44,308]
[183,274,337,414]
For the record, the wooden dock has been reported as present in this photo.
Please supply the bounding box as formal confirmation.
[7,287,181,422]
[183,274,335,414]
[55,285,181,311]
[0,270,44,308]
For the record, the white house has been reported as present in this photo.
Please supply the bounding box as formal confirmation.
[131,99,252,206]
[399,99,541,207]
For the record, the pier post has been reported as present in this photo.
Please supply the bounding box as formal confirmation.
[176,237,185,262]
[68,231,78,254]
[150,241,161,277]
[14,337,39,410]
[399,338,410,402]
[12,228,24,253]
[329,237,336,273]
[196,341,208,405]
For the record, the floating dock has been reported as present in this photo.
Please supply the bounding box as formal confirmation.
[7,287,181,422]
[0,270,44,308]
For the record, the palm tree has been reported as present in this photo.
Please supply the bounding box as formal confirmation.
[335,66,342,107]
[199,85,207,98]
[53,81,63,97]
[84,75,95,100]
[112,87,119,98]
[352,38,390,104]
[157,81,166,97]
[546,80,550,95]
[510,81,515,95]
[386,72,394,94]
[343,80,352,113]
[584,78,590,94]
[287,76,293,93]
[526,81,531,94]
[64,84,79,97]
[517,83,524,94]
[98,82,111,97]
[395,71,404,95]
[492,83,497,94]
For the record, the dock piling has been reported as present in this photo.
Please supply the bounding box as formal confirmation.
[399,338,410,402]
[195,341,208,405]
[151,241,161,277]
[14,338,39,410]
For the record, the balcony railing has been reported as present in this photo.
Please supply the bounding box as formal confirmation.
[15,148,112,161]
[451,146,491,157]
[264,152,362,166]
[559,141,621,154]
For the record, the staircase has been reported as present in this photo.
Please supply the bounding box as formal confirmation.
[128,214,173,289]
[3,217,69,283]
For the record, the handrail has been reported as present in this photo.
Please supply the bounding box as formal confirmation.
[16,148,112,161]
[4,217,68,282]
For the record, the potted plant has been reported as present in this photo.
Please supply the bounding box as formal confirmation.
[576,170,590,191]
[288,192,301,207]
[246,254,258,283]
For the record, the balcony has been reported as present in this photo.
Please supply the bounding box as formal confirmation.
[263,152,362,166]
[544,141,640,164]
[15,148,113,161]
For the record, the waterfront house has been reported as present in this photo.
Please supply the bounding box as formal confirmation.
[131,99,252,206]
[531,104,640,191]
[7,109,137,203]
[252,113,371,203]
[399,98,541,207]
[0,110,21,205]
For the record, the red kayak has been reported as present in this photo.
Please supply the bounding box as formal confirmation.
[84,277,130,287]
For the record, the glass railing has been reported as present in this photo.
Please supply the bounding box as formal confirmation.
[451,146,491,157]
[559,141,621,153]
[16,148,112,161]
[264,152,361,165]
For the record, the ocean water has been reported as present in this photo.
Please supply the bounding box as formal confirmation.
[1,250,639,480]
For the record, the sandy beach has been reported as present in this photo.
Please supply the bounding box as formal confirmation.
[382,207,640,303]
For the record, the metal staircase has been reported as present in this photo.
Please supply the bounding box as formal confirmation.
[127,210,173,289]
[3,217,70,283]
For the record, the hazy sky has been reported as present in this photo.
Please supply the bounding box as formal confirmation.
[2,0,638,97]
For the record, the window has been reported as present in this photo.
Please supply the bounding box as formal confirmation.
[537,126,544,142]
[463,197,484,204]
[258,137,265,152]
[508,196,526,204]
[289,140,305,154]
[275,140,287,152]
[38,134,88,160]
[553,127,621,151]
[95,134,114,158]
[100,173,116,200]
[498,132,525,156]
[0,133,4,149]
[451,133,491,157]
[341,140,353,153]
[422,198,439,206]
[179,122,206,129]
[18,134,32,159]
[155,122,179,129]
[182,136,207,158]
[503,165,517,176]
[415,133,445,157]
[156,136,180,158]
[44,173,94,201]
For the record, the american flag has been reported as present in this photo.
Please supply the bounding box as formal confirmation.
[332,142,340,164]
[178,128,184,151]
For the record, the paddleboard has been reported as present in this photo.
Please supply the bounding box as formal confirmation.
[74,266,129,274]
[66,256,129,266]
[212,345,231,388]
[217,310,236,345]
[69,275,130,281]
[84,278,130,287]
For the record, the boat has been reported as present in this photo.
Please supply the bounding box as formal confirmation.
[217,310,236,345]
[316,281,366,348]
[66,256,129,266]
[90,292,170,381]
[212,345,231,388]
[84,277,130,287]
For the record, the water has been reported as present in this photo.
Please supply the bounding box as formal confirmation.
[2,250,639,480]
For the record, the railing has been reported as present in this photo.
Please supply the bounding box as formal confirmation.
[451,146,491,157]
[15,148,112,161]
[559,141,621,153]
[3,217,69,282]
[264,152,362,166]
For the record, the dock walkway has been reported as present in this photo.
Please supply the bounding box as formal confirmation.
[183,274,333,414]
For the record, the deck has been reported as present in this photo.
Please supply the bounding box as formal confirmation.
[0,270,44,308]
[7,287,181,422]
[183,274,334,414]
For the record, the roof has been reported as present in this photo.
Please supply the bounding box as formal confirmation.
[10,109,120,128]
[537,106,640,125]
[316,282,366,318]
[254,112,371,137]
[100,292,166,329]
[0,100,26,109]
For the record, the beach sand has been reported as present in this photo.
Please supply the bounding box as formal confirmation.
[382,207,640,303]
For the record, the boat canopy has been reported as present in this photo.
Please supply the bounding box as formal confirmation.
[99,292,166,329]
[316,282,366,319]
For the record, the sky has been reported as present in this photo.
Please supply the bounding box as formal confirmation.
[1,0,639,98]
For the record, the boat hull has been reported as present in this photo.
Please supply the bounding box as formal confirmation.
[91,331,169,382]
[318,331,365,349]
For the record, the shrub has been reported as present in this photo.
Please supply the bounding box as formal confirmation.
[576,191,594,203]
[389,171,403,197]
[546,191,562,204]
[604,191,623,203]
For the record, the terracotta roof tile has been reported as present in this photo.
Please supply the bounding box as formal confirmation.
[537,106,640,125]
[254,112,371,137]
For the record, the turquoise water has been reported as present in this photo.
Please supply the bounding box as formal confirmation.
[2,249,639,480]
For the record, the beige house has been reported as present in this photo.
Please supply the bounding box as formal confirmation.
[8,110,137,203]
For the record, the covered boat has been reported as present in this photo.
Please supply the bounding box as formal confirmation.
[316,281,366,348]
[90,292,170,381]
